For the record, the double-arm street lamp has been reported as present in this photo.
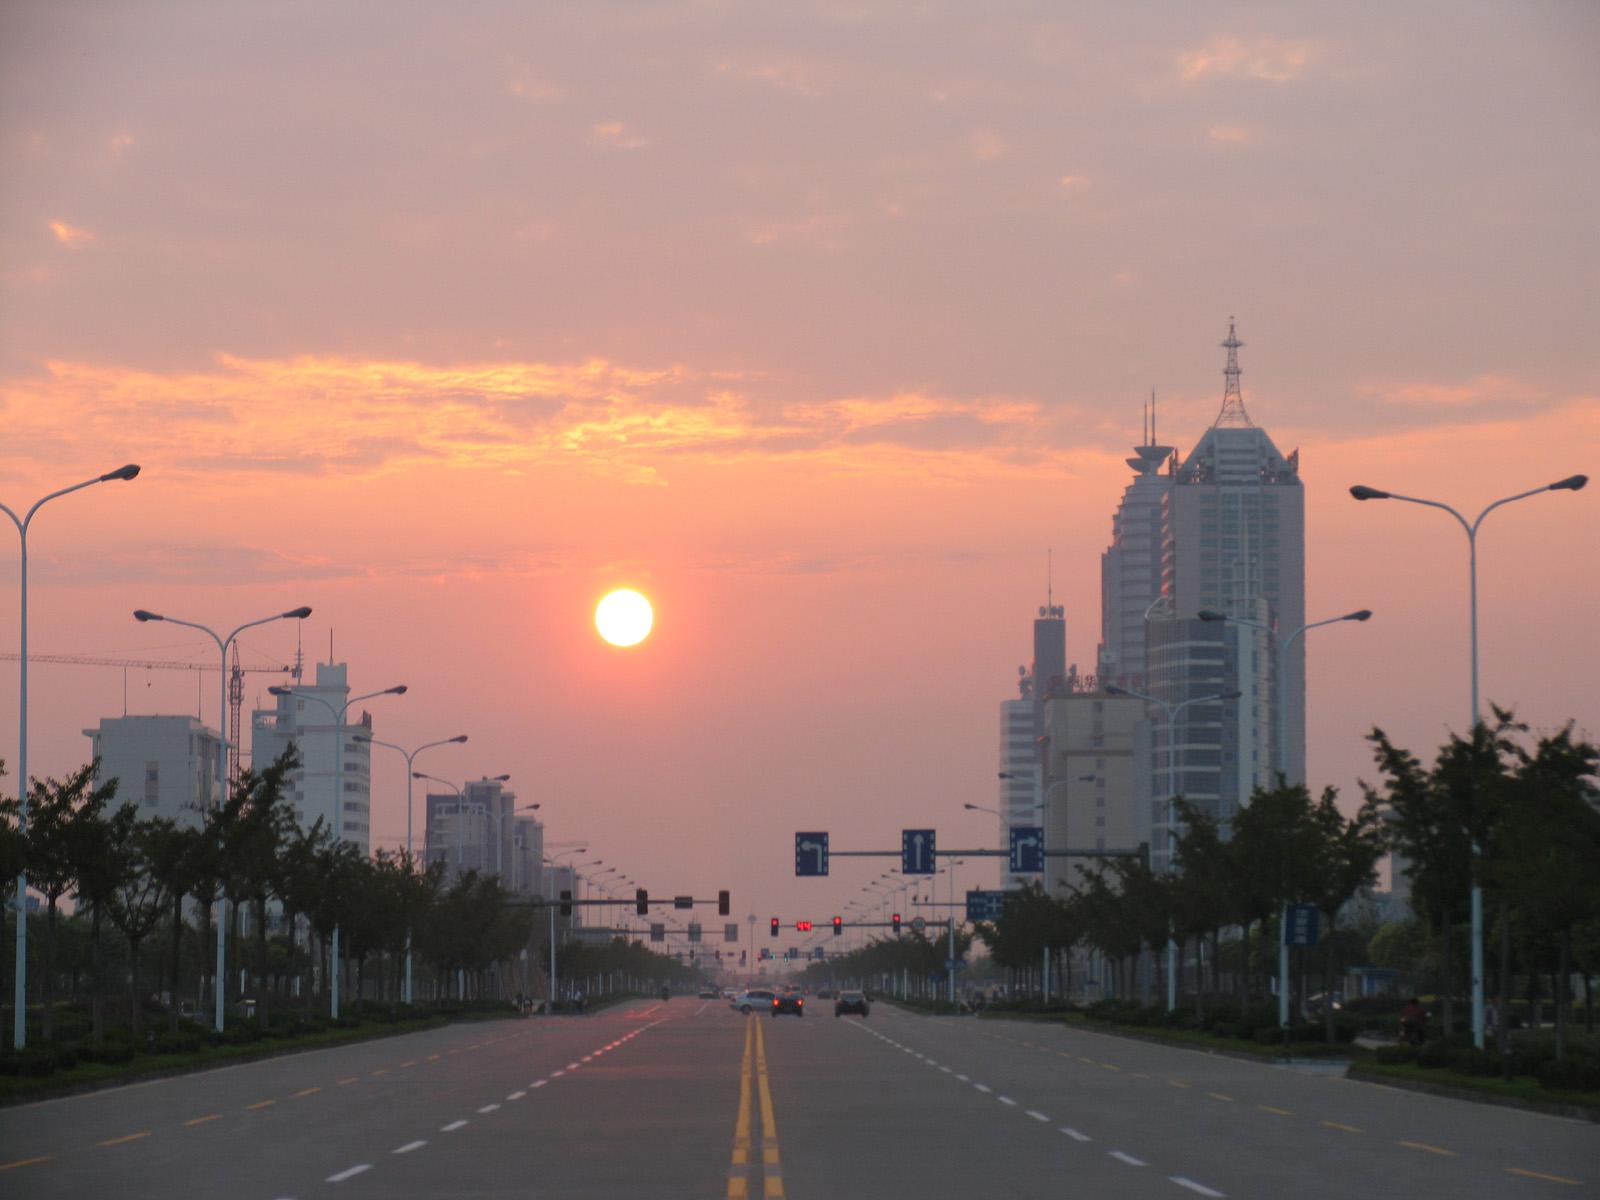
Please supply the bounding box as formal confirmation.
[4,463,140,1049]
[269,681,406,1019]
[541,849,591,1002]
[1198,606,1372,1029]
[357,734,467,1003]
[1351,472,1587,1049]
[1106,683,1241,1011]
[135,603,312,1033]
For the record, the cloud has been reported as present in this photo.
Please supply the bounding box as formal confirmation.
[1207,125,1251,143]
[48,219,96,249]
[1178,36,1315,84]
[1357,373,1553,409]
[968,129,1006,162]
[0,353,1088,490]
[590,121,647,150]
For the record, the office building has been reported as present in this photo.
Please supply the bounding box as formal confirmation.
[84,714,221,828]
[1097,397,1175,690]
[423,777,530,889]
[1040,690,1150,897]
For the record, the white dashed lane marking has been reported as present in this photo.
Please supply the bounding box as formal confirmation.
[327,1164,372,1182]
[393,1140,426,1155]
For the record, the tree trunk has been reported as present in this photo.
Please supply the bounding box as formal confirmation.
[255,894,270,1029]
[42,898,58,1042]
[1438,913,1454,1036]
[128,935,143,1037]
[1555,931,1570,1060]
[168,894,185,1033]
[1323,916,1338,1043]
[1497,901,1512,1074]
[90,904,104,1046]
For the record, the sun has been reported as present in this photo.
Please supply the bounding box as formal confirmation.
[595,588,654,647]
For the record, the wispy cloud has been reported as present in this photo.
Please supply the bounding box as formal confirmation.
[590,120,647,150]
[48,219,96,249]
[1178,36,1315,84]
[1207,125,1251,143]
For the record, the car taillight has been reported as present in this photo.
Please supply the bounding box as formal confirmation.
[772,998,778,1006]
[797,999,803,1006]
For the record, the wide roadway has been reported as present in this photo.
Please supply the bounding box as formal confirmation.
[1,998,1595,1198]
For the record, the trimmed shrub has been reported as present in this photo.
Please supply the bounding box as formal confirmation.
[1373,1044,1418,1065]
[1536,1056,1600,1093]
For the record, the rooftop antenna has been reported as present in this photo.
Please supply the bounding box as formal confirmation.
[1214,317,1253,428]
[1047,548,1053,611]
[293,623,304,682]
[1151,387,1157,444]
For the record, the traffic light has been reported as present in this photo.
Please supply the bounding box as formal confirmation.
[636,888,649,916]
[796,920,812,932]
[832,916,842,937]
[560,890,572,916]
[718,889,730,916]
[770,917,779,937]
[892,912,901,933]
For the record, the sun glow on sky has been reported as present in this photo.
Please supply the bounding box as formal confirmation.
[595,589,654,648]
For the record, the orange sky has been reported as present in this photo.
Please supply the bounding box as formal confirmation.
[2,2,1596,927]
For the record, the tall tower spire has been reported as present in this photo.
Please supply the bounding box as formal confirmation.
[1214,316,1253,428]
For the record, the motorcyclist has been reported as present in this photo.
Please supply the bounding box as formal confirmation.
[1399,997,1427,1046]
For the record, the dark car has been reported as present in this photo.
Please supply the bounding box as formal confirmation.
[772,991,804,1017]
[834,990,869,1018]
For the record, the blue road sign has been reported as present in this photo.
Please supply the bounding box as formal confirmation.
[965,889,1011,922]
[795,832,829,877]
[1009,826,1044,874]
[901,828,936,875]
[813,947,824,960]
[1285,903,1320,947]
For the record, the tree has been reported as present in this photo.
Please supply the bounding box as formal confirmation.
[107,816,177,1036]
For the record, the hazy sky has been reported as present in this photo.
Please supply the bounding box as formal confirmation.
[3,1,1596,931]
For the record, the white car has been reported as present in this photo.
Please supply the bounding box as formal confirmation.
[730,988,776,1014]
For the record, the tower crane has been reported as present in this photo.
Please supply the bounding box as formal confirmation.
[0,650,294,782]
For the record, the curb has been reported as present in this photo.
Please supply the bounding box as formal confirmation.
[1346,1064,1600,1124]
[974,1011,1358,1068]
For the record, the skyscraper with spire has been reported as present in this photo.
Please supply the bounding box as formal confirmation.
[1097,393,1174,690]
[1141,320,1305,865]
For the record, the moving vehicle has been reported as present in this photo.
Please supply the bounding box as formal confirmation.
[730,988,776,1014]
[834,990,869,1018]
[698,984,720,999]
[772,991,804,1017]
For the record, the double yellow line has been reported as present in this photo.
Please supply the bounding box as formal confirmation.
[727,1016,784,1199]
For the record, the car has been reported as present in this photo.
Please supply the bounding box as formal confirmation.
[698,984,720,999]
[815,988,834,999]
[834,990,869,1018]
[730,988,776,1014]
[771,991,804,1017]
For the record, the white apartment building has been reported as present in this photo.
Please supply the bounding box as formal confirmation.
[997,691,1038,891]
[423,777,539,893]
[84,714,222,828]
[249,662,375,851]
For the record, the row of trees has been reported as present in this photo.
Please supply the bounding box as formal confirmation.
[794,925,975,1000]
[969,714,1600,1049]
[0,749,563,1046]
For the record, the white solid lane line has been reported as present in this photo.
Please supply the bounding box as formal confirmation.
[327,1164,372,1182]
[1171,1179,1225,1198]
[393,1140,427,1155]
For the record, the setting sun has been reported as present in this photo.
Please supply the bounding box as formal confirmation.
[595,588,654,647]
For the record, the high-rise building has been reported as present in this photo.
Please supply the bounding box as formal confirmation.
[423,777,531,889]
[250,662,375,851]
[1097,397,1175,690]
[1144,321,1305,860]
[84,714,221,828]
[1040,691,1150,898]
[997,684,1037,891]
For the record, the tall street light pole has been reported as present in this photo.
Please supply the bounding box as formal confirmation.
[543,848,588,1004]
[1351,473,1586,1049]
[4,463,140,1049]
[1199,607,1372,1030]
[270,682,406,1019]
[357,734,467,1003]
[1107,684,1240,1012]
[135,603,311,1034]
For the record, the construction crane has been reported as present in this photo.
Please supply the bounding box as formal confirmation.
[0,650,294,782]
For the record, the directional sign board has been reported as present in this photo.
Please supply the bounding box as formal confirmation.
[795,832,830,877]
[965,889,1013,922]
[650,923,665,943]
[901,828,936,875]
[813,947,825,960]
[911,916,926,934]
[724,923,739,943]
[1009,826,1044,874]
[1285,904,1320,947]
[688,923,702,943]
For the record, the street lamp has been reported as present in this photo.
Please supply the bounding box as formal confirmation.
[1106,683,1241,1011]
[1351,472,1587,1049]
[133,602,311,1034]
[4,463,140,1048]
[1199,606,1372,1029]
[269,680,406,1019]
[541,849,591,1003]
[356,733,466,1003]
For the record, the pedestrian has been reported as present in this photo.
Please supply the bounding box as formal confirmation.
[1399,996,1427,1046]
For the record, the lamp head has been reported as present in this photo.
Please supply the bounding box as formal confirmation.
[493,773,511,782]
[284,606,313,619]
[268,685,292,696]
[1223,690,1243,700]
[450,735,469,744]
[1197,609,1226,622]
[1551,474,1588,492]
[132,609,162,623]
[410,771,429,780]
[1349,485,1390,501]
[1346,609,1373,622]
[102,464,141,482]
[1104,684,1127,696]
[387,685,408,696]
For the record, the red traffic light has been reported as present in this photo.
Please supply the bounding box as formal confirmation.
[892,912,901,932]
[770,917,779,937]
[796,920,812,932]
[832,916,842,936]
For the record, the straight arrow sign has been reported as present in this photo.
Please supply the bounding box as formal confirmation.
[902,828,935,875]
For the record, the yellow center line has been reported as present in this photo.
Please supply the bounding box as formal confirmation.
[1078,1057,1096,1065]
[753,1018,785,1198]
[426,1054,441,1061]
[294,1087,321,1098]
[1506,1168,1581,1186]
[1130,1072,1151,1079]
[1398,1140,1456,1157]
[371,1068,390,1076]
[1322,1121,1362,1134]
[1167,1080,1190,1089]
[400,1060,416,1068]
[1258,1105,1293,1117]
[727,1017,754,1199]
[1101,1063,1121,1072]
[1208,1092,1234,1103]
[100,1132,151,1148]
[0,1155,54,1172]
[247,1100,276,1111]
[184,1115,222,1127]
[1056,1051,1074,1059]
[337,1077,360,1086]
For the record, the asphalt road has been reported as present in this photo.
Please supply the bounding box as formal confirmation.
[1,998,1595,1198]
